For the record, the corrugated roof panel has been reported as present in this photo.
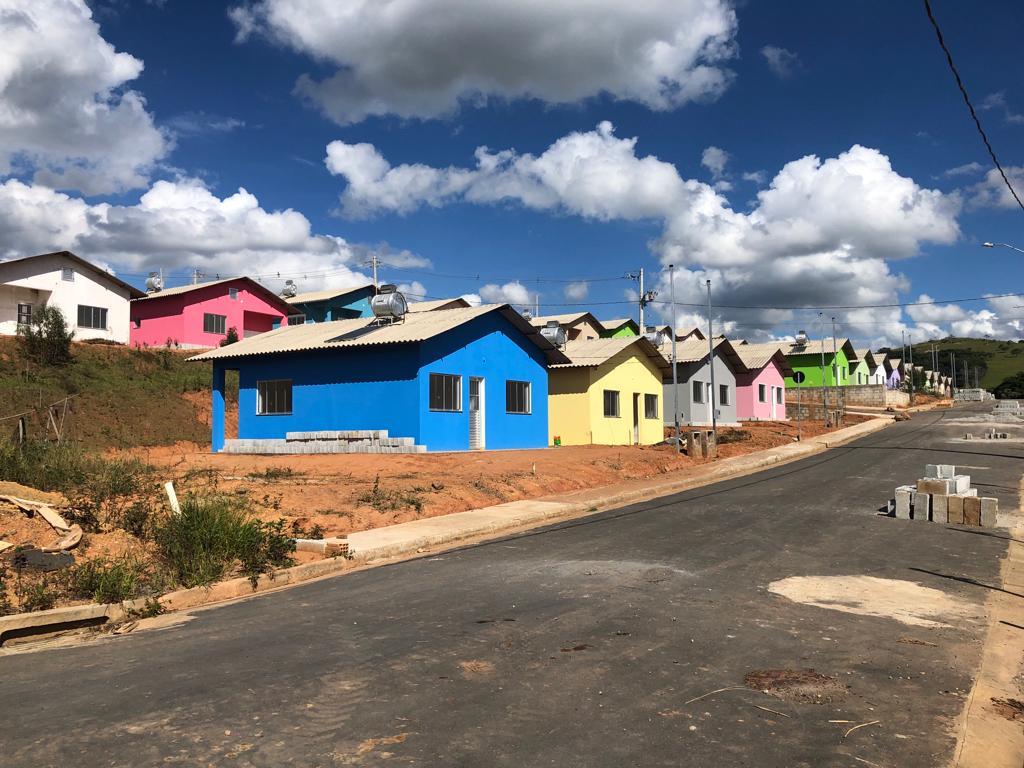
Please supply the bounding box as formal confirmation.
[552,336,670,370]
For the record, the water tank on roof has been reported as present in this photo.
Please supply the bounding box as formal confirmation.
[644,325,664,346]
[539,320,567,347]
[145,272,163,293]
[281,279,297,298]
[371,285,408,319]
[795,329,808,345]
[521,309,533,322]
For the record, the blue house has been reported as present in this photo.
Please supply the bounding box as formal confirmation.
[190,304,569,453]
[281,284,377,325]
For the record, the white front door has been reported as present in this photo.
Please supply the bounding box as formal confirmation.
[469,377,485,450]
[770,387,777,419]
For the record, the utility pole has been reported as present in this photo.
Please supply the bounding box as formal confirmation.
[627,268,657,331]
[908,335,915,405]
[668,265,680,454]
[638,268,644,329]
[370,253,379,289]
[964,360,969,392]
[831,316,838,420]
[950,352,956,394]
[191,267,203,285]
[819,313,828,425]
[706,279,718,450]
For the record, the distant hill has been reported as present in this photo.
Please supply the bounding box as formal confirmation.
[877,337,1024,390]
[0,337,215,450]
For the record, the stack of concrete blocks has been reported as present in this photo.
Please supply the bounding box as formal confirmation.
[222,430,428,454]
[894,464,998,526]
[973,428,1010,440]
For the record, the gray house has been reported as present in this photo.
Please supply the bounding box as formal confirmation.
[660,336,743,427]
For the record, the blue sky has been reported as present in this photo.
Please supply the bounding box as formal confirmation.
[3,0,1024,346]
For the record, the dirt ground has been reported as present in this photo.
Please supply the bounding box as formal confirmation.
[128,417,873,540]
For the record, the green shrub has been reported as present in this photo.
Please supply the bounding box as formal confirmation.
[62,556,152,604]
[154,495,295,588]
[219,327,240,347]
[0,563,12,616]
[15,578,57,612]
[17,305,74,365]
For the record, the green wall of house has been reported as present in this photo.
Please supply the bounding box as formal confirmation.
[848,359,870,385]
[607,324,637,338]
[784,348,852,388]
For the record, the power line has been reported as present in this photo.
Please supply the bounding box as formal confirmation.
[923,0,1024,213]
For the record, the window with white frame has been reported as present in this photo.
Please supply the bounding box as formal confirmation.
[505,380,531,414]
[603,389,620,418]
[719,384,730,406]
[644,393,658,419]
[429,373,462,412]
[61,267,74,282]
[257,379,292,415]
[77,305,107,330]
[758,383,767,402]
[203,313,227,335]
[16,303,32,327]
[692,380,704,404]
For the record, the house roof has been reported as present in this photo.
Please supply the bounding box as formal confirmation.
[551,336,670,372]
[732,343,793,376]
[133,276,300,314]
[785,337,857,360]
[529,312,606,332]
[0,250,145,298]
[188,304,570,364]
[658,335,744,370]
[407,297,471,312]
[883,357,905,374]
[601,317,640,332]
[286,284,375,305]
[855,349,880,369]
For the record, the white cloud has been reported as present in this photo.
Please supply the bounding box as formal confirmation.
[905,293,1023,341]
[979,92,1024,125]
[232,0,739,124]
[326,121,963,344]
[0,0,169,194]
[760,45,801,79]
[968,166,1024,209]
[564,281,589,300]
[166,112,247,138]
[396,280,428,299]
[701,146,730,179]
[0,177,397,295]
[479,280,533,306]
[741,170,766,184]
[943,161,985,178]
[460,293,482,307]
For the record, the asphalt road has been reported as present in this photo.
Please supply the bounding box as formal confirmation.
[2,404,1022,767]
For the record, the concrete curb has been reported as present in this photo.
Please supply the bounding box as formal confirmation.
[0,417,893,646]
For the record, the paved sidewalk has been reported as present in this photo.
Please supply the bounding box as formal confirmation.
[348,416,892,560]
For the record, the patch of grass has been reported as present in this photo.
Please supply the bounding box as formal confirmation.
[153,495,295,588]
[357,474,424,513]
[127,598,165,619]
[61,556,155,605]
[717,429,752,444]
[289,520,325,540]
[247,466,303,482]
[14,578,57,613]
[0,563,12,616]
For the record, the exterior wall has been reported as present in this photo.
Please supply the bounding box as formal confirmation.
[548,348,664,446]
[786,384,909,408]
[886,368,902,389]
[735,362,787,421]
[849,360,870,386]
[785,349,851,388]
[416,312,549,451]
[604,324,638,338]
[867,366,885,385]
[131,279,291,348]
[567,319,603,341]
[285,287,375,324]
[0,253,134,343]
[663,353,739,427]
[218,312,549,453]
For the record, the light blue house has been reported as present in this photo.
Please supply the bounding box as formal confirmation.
[281,284,377,325]
[191,304,569,453]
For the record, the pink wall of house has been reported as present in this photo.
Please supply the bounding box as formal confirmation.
[130,279,292,349]
[735,361,787,421]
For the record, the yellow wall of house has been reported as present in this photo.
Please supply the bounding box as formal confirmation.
[548,348,664,446]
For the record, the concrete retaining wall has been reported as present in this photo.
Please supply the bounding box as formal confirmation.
[787,384,909,409]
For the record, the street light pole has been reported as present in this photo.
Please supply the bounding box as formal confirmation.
[983,241,1024,255]
[668,265,680,454]
[831,316,839,422]
[818,312,828,426]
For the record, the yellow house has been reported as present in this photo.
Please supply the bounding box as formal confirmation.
[548,336,670,446]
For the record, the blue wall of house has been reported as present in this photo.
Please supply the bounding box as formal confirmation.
[216,311,549,451]
[416,312,549,451]
[273,287,376,327]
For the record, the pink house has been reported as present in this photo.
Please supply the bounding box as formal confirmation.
[130,277,299,349]
[733,343,792,421]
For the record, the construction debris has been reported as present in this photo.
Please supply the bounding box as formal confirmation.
[0,493,82,553]
[893,464,998,527]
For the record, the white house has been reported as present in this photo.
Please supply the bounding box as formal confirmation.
[0,251,143,344]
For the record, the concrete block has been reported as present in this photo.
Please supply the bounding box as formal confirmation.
[952,475,971,494]
[965,433,972,440]
[948,495,965,525]
[926,464,955,479]
[964,488,978,497]
[895,488,912,519]
[917,478,952,495]
[937,464,955,478]
[964,496,982,526]
[931,494,949,524]
[913,492,931,521]
[925,464,939,479]
[981,497,998,527]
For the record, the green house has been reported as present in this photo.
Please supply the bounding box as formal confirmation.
[600,318,639,338]
[783,337,858,388]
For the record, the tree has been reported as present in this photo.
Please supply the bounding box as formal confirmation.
[219,327,239,347]
[17,305,74,365]
[994,372,1024,400]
